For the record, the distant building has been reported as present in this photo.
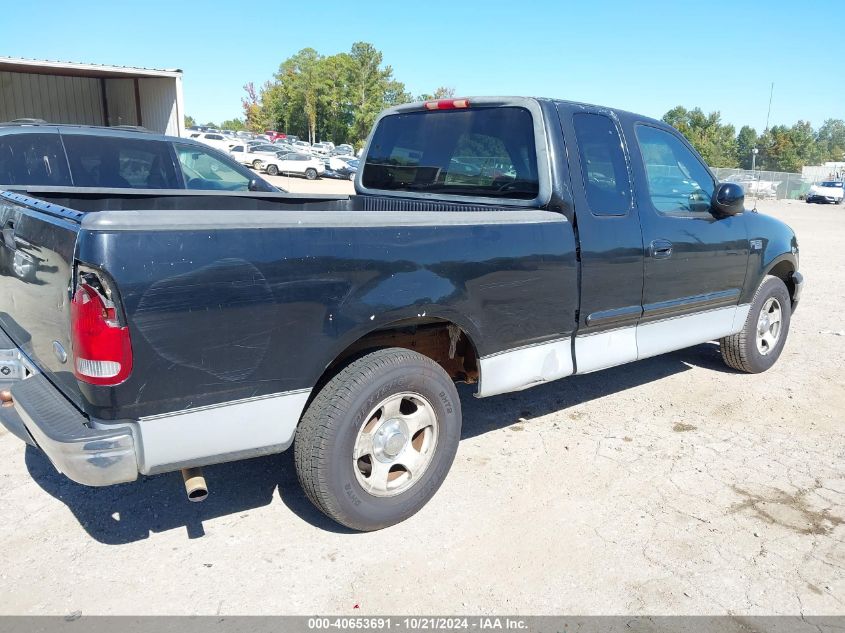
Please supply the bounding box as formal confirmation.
[803,161,845,182]
[0,57,184,136]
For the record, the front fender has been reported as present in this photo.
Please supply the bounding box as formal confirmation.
[740,212,799,304]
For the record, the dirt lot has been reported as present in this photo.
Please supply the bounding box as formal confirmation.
[0,198,843,616]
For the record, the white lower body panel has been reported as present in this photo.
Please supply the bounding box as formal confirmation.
[477,337,573,397]
[636,304,750,360]
[128,389,312,474]
[477,304,752,392]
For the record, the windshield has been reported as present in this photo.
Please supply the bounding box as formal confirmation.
[363,106,539,199]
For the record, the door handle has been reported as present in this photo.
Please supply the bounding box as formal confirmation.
[649,239,673,259]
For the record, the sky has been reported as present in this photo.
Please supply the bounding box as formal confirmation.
[2,0,842,132]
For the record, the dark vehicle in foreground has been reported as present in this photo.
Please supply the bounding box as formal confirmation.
[0,97,802,531]
[0,122,277,193]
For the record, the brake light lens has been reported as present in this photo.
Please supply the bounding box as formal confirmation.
[71,283,133,385]
[423,98,470,111]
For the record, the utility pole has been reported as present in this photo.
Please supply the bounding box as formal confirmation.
[752,147,758,172]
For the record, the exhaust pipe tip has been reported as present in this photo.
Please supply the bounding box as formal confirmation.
[181,467,208,502]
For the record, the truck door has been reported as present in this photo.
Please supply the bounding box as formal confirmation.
[622,121,750,359]
[557,105,645,373]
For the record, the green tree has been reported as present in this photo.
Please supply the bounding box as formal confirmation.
[736,126,758,169]
[219,118,247,131]
[757,121,824,172]
[662,106,738,167]
[184,114,196,128]
[417,86,456,101]
[347,42,410,144]
[817,118,845,162]
[241,82,268,132]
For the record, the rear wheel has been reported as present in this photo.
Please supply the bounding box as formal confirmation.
[721,275,791,373]
[294,348,461,531]
[305,168,318,180]
[252,159,263,169]
[265,164,279,176]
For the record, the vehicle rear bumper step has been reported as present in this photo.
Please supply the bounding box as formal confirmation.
[10,374,138,486]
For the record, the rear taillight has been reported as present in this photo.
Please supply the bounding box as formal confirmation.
[423,98,470,111]
[71,283,133,385]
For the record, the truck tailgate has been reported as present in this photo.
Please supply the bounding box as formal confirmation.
[0,192,82,407]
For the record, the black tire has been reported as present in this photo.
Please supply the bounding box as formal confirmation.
[294,348,461,531]
[265,164,279,176]
[252,159,263,169]
[720,275,791,373]
[305,168,318,180]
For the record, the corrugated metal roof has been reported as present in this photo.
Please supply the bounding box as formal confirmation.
[0,56,182,79]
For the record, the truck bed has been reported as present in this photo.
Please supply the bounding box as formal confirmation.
[0,188,577,423]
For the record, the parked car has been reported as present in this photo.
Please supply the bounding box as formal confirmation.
[0,122,277,192]
[325,155,358,180]
[331,144,354,156]
[191,132,236,152]
[323,157,360,180]
[806,180,844,204]
[227,143,282,169]
[292,140,312,153]
[260,152,325,179]
[0,97,802,532]
[310,142,333,157]
[265,130,287,142]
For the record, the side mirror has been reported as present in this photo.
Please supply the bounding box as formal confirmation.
[711,182,745,217]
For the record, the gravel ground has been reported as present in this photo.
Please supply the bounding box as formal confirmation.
[0,198,843,616]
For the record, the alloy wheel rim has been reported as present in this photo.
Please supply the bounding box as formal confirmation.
[756,297,782,355]
[353,392,439,498]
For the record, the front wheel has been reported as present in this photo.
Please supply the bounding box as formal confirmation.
[252,159,263,169]
[294,348,461,531]
[304,168,318,180]
[265,164,279,176]
[720,275,791,373]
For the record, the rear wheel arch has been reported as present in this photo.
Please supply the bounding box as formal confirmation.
[305,316,482,411]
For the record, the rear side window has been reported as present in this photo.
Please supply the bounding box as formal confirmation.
[572,113,632,215]
[63,135,180,189]
[0,133,72,186]
[363,107,539,199]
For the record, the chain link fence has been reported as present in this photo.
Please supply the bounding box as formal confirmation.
[711,167,808,201]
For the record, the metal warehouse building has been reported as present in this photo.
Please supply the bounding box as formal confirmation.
[0,57,184,136]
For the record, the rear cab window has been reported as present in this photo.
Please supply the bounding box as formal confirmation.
[0,132,72,186]
[62,133,180,189]
[362,106,541,201]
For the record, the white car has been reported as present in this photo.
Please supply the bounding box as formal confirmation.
[260,152,325,179]
[228,143,281,169]
[192,132,234,152]
[292,140,313,154]
[806,180,844,204]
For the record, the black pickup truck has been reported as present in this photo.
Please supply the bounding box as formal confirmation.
[0,97,803,531]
